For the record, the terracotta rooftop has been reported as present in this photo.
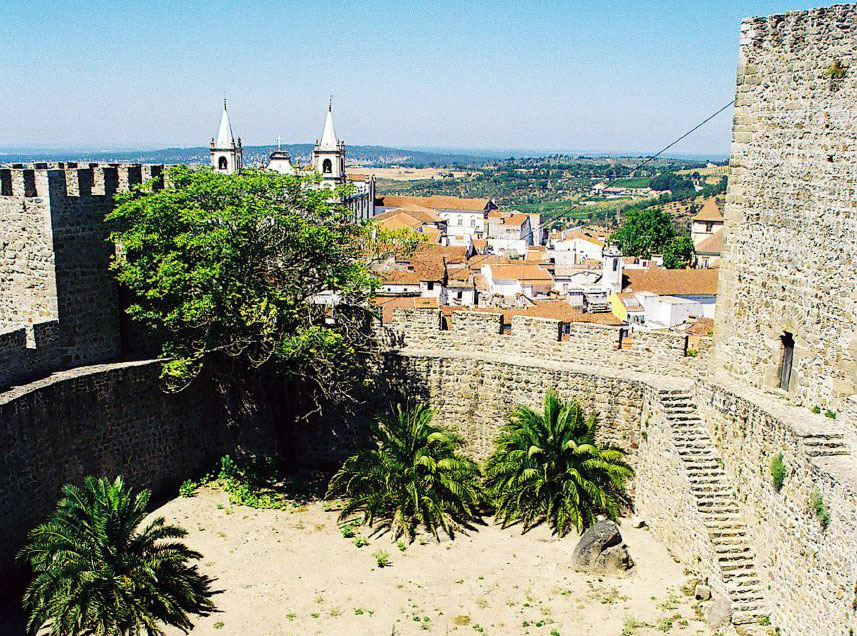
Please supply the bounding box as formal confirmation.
[687,317,715,336]
[487,264,554,282]
[413,244,469,264]
[692,197,724,222]
[378,195,491,212]
[374,296,439,323]
[441,301,622,326]
[623,269,719,295]
[381,255,446,284]
[375,214,423,231]
[695,229,723,255]
[374,206,442,224]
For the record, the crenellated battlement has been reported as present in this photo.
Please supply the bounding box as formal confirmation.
[380,308,711,379]
[0,163,164,199]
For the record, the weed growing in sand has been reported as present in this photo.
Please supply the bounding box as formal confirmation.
[179,479,198,497]
[340,523,356,538]
[213,622,224,629]
[396,540,408,552]
[373,549,391,568]
[354,535,369,548]
[286,611,296,621]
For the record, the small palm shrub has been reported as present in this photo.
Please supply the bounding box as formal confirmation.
[19,476,214,636]
[327,402,481,540]
[484,391,634,536]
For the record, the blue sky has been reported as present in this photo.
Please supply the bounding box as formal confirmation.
[0,0,824,155]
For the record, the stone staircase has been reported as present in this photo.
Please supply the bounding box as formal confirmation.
[658,388,767,625]
[799,432,849,457]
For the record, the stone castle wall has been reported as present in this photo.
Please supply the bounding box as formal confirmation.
[384,308,711,379]
[0,163,164,386]
[696,379,857,635]
[0,360,277,590]
[296,351,650,468]
[714,5,857,411]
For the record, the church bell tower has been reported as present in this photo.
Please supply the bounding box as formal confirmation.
[210,99,243,175]
[312,100,346,189]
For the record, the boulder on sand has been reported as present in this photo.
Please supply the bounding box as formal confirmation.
[571,520,634,574]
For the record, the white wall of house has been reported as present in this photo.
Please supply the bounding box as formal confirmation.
[642,295,704,328]
[438,211,485,235]
[447,287,477,306]
[420,281,446,302]
[487,238,528,257]
[380,283,421,295]
[550,238,603,264]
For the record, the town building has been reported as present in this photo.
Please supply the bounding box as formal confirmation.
[209,100,243,175]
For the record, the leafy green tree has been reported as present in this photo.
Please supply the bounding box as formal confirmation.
[19,476,213,636]
[107,166,379,401]
[662,235,696,269]
[610,207,676,259]
[327,403,482,540]
[484,391,633,537]
[649,172,693,193]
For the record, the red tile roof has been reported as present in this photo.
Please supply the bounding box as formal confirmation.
[378,195,490,211]
[692,197,724,222]
[623,269,719,295]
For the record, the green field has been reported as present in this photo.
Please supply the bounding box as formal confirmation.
[606,177,651,188]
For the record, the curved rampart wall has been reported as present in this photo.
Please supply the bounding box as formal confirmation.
[0,360,276,591]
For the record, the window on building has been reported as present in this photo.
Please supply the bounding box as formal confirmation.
[612,259,619,272]
[779,332,795,391]
[322,159,332,174]
[470,217,476,227]
[427,282,434,290]
[705,222,714,232]
[218,157,228,170]
[456,291,462,300]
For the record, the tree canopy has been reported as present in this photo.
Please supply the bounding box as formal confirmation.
[107,166,381,400]
[610,207,677,259]
[662,235,696,269]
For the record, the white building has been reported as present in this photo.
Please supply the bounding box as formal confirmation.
[210,100,243,175]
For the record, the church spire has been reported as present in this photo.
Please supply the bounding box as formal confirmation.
[215,99,235,149]
[318,100,338,151]
[210,99,243,174]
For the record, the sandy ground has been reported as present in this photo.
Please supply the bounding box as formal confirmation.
[149,487,714,636]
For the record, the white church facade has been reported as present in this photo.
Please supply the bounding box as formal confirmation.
[209,101,375,221]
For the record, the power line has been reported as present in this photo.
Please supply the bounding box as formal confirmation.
[519,99,735,245]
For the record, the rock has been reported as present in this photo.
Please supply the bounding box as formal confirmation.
[593,543,634,573]
[630,516,646,528]
[694,584,711,601]
[704,597,732,628]
[571,520,633,574]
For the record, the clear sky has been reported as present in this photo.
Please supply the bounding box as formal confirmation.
[0,0,825,155]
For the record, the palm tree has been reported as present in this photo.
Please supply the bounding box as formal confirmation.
[19,476,214,636]
[484,391,633,537]
[327,402,481,540]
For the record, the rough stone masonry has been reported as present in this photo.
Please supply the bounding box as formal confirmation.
[0,5,856,635]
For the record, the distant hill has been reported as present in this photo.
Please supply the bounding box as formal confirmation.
[0,144,494,168]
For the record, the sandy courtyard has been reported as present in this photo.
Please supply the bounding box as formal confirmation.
[154,487,713,636]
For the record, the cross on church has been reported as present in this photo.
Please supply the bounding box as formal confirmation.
[275,135,283,151]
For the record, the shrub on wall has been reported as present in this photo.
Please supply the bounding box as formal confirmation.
[809,488,831,530]
[770,452,786,492]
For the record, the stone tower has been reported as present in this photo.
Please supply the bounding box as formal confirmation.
[210,100,243,175]
[312,101,346,189]
[601,244,623,294]
[712,5,857,411]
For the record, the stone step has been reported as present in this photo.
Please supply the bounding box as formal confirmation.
[806,448,850,457]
